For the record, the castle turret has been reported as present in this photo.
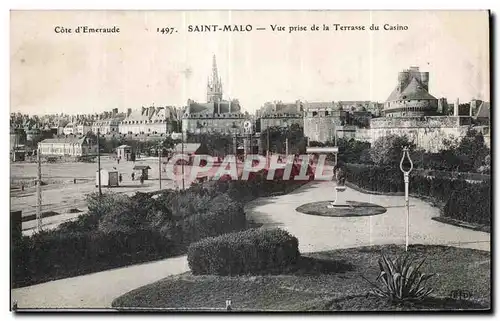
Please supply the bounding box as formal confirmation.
[384,66,437,117]
[420,72,429,91]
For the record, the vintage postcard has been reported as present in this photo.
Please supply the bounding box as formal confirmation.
[10,10,491,312]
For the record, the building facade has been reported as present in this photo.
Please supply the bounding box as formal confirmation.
[38,136,97,157]
[76,122,93,135]
[303,101,348,143]
[258,100,304,132]
[120,106,177,135]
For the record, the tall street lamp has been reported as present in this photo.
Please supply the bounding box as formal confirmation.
[158,142,162,190]
[400,146,413,252]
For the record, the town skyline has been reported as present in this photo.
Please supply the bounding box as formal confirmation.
[11,10,489,115]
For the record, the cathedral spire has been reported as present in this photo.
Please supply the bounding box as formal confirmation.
[207,54,223,103]
[212,54,219,84]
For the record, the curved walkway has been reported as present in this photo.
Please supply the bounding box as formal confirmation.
[11,255,188,309]
[245,181,490,253]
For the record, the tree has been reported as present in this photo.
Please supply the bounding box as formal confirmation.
[370,135,416,167]
[455,128,489,172]
[260,123,306,155]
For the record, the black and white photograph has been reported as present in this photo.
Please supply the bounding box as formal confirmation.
[9,9,492,312]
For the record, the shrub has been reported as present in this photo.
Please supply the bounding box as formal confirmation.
[171,194,246,246]
[370,135,416,167]
[187,228,300,275]
[365,254,435,302]
[444,182,490,225]
[12,229,174,288]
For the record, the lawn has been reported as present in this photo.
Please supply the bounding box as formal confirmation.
[112,244,490,311]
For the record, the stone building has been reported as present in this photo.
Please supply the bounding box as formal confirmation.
[120,106,177,135]
[303,101,348,143]
[91,109,124,134]
[75,121,93,136]
[257,100,304,132]
[182,55,246,135]
[384,66,438,117]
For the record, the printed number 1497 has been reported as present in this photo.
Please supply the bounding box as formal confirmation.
[157,27,176,34]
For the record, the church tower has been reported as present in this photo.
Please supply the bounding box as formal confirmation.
[207,55,223,103]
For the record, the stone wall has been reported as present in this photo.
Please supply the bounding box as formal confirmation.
[368,116,470,152]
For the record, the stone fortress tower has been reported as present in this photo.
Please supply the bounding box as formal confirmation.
[384,66,438,117]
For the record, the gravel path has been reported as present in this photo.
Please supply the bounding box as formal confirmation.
[245,180,490,253]
[11,255,189,309]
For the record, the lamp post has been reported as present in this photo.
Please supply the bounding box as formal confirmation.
[399,146,413,252]
[97,129,102,197]
[158,143,162,190]
[283,121,289,157]
[36,146,42,232]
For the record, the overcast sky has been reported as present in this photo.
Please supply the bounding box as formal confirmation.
[11,10,489,115]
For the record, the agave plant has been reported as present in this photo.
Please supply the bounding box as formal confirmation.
[364,254,435,302]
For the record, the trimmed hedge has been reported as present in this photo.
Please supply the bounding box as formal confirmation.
[345,163,491,226]
[187,228,300,275]
[13,229,175,288]
[444,183,490,225]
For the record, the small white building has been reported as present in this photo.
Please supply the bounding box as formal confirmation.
[116,145,132,161]
[38,136,97,157]
[96,169,119,187]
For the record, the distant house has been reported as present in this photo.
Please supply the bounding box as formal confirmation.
[38,136,97,157]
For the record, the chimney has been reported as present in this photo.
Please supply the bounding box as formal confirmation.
[454,98,459,116]
[127,108,132,117]
[112,108,118,116]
